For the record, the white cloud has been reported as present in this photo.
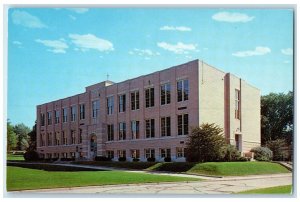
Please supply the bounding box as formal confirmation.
[129,49,160,59]
[284,60,291,64]
[69,15,76,20]
[67,8,89,14]
[157,42,198,54]
[160,26,191,32]
[11,10,47,28]
[281,48,293,55]
[232,46,271,57]
[212,12,254,23]
[13,41,22,45]
[35,39,68,54]
[69,34,114,52]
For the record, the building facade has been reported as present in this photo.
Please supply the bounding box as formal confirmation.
[36,60,261,161]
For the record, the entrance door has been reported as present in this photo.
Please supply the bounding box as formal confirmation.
[90,135,97,159]
[235,134,241,151]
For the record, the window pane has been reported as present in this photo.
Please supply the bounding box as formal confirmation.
[177,81,182,102]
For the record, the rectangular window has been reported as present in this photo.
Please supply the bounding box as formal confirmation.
[131,121,140,139]
[107,150,114,159]
[118,150,126,158]
[62,108,68,123]
[55,110,60,124]
[131,91,140,110]
[47,133,52,146]
[41,134,45,146]
[71,130,76,144]
[131,149,140,159]
[161,117,171,137]
[55,132,60,145]
[79,104,85,120]
[107,124,114,141]
[145,149,155,159]
[92,100,100,118]
[145,119,155,138]
[161,83,171,105]
[160,148,171,158]
[107,96,114,115]
[177,79,189,102]
[47,112,52,125]
[178,114,189,135]
[71,106,77,122]
[79,129,82,144]
[235,89,240,119]
[41,113,45,126]
[145,87,155,108]
[119,122,126,140]
[176,147,186,158]
[62,131,67,145]
[119,94,126,112]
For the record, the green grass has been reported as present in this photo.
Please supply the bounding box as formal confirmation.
[237,185,292,194]
[7,166,199,191]
[7,154,24,161]
[187,162,290,176]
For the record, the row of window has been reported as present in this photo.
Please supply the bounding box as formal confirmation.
[40,79,189,126]
[42,148,187,159]
[107,114,189,141]
[40,129,83,146]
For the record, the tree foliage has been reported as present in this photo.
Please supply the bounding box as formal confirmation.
[27,122,37,152]
[13,123,31,150]
[261,91,293,145]
[266,139,289,161]
[186,123,226,162]
[250,147,273,161]
[7,121,17,151]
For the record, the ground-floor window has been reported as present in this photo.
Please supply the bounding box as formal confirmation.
[61,152,67,158]
[131,149,140,159]
[107,150,114,159]
[176,147,186,158]
[118,150,126,158]
[160,148,171,158]
[145,148,155,158]
[70,152,75,158]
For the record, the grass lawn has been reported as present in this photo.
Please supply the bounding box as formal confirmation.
[7,154,24,161]
[237,185,292,194]
[186,162,290,176]
[7,166,199,191]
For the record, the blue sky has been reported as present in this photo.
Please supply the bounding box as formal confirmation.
[7,8,294,127]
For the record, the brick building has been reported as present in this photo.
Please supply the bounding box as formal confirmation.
[36,59,261,161]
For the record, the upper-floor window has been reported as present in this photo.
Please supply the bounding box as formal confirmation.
[55,110,60,124]
[92,100,100,118]
[47,112,52,125]
[79,104,85,120]
[55,132,60,145]
[145,119,155,138]
[40,113,45,126]
[131,91,140,110]
[161,116,171,137]
[41,134,45,146]
[62,108,68,123]
[79,129,83,144]
[62,131,67,145]
[145,87,155,108]
[47,133,52,146]
[161,83,171,105]
[119,122,126,140]
[71,130,76,144]
[119,94,126,112]
[177,79,189,102]
[71,106,77,122]
[131,120,140,139]
[107,96,114,115]
[235,89,240,119]
[107,124,114,141]
[178,114,189,135]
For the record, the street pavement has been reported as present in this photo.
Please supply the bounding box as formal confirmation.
[11,173,292,195]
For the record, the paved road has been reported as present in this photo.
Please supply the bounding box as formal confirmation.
[12,173,292,195]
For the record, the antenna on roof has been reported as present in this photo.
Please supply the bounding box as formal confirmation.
[106,73,109,81]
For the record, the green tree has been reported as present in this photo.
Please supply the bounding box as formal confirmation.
[7,121,17,151]
[266,139,289,161]
[27,122,37,151]
[261,91,293,145]
[13,123,31,150]
[186,123,226,162]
